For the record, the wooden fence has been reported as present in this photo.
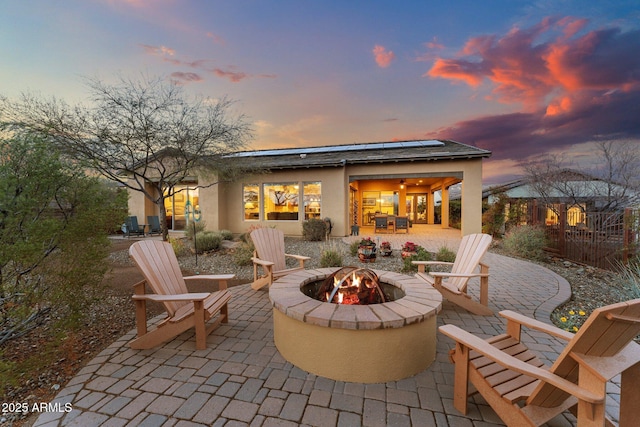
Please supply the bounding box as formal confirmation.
[528,202,638,270]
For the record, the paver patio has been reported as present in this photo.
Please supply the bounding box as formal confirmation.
[33,232,622,427]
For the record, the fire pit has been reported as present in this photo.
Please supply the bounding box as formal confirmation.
[269,267,442,383]
[303,266,404,305]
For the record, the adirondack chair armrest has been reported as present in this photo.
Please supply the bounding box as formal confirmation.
[285,254,311,261]
[132,293,211,302]
[430,272,487,278]
[439,324,604,405]
[499,310,574,341]
[251,257,275,267]
[412,261,453,273]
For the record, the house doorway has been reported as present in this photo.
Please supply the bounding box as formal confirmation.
[407,194,429,224]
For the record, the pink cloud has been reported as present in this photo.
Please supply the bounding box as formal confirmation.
[139,44,275,83]
[425,17,640,113]
[417,19,640,175]
[213,68,248,83]
[170,72,203,85]
[372,45,395,68]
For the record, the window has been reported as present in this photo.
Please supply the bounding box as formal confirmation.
[303,182,321,220]
[164,184,199,230]
[243,184,260,220]
[264,183,299,221]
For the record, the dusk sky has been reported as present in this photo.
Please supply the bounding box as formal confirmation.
[1,1,639,184]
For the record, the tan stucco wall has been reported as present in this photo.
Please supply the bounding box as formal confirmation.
[127,157,484,237]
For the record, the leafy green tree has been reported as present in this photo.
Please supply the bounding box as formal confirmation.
[0,135,126,344]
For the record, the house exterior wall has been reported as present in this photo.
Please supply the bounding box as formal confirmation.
[127,152,485,237]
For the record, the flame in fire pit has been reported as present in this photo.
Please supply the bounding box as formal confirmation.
[317,267,386,305]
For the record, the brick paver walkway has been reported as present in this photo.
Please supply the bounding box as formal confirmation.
[34,233,608,427]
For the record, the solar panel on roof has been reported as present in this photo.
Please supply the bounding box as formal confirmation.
[231,140,444,157]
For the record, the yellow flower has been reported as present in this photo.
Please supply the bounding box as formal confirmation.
[578,310,586,316]
[568,310,575,315]
[572,326,579,332]
[560,317,567,322]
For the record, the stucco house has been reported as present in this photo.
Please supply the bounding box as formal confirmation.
[127,139,491,237]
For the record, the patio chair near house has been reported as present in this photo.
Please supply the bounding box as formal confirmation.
[439,299,640,426]
[413,233,492,315]
[374,215,390,233]
[128,240,233,350]
[395,216,409,233]
[124,215,146,238]
[250,227,310,290]
[146,215,162,236]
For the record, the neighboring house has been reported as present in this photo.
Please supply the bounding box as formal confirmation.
[127,139,491,237]
[482,169,638,226]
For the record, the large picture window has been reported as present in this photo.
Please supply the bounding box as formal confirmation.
[243,184,260,220]
[264,183,299,221]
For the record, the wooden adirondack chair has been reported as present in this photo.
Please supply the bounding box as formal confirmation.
[129,240,233,350]
[439,299,640,427]
[413,233,493,315]
[250,227,310,290]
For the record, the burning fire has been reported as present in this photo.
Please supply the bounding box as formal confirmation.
[319,267,385,305]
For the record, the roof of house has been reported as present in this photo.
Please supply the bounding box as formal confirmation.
[231,139,491,169]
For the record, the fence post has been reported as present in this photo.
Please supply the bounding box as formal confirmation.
[623,208,634,264]
[558,203,566,257]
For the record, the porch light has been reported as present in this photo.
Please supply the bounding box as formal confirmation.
[400,179,405,189]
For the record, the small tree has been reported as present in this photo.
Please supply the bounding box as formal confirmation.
[0,135,126,343]
[0,74,254,240]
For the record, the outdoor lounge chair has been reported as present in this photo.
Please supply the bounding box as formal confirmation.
[249,227,310,290]
[129,240,233,350]
[413,233,492,315]
[124,215,146,238]
[439,299,640,426]
[146,215,162,236]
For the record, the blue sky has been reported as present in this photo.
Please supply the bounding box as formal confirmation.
[1,1,639,183]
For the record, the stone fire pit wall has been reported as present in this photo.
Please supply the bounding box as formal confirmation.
[269,268,443,383]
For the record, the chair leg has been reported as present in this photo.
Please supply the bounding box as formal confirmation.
[193,301,207,350]
[452,342,470,415]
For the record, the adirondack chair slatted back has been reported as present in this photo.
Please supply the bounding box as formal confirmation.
[449,233,492,292]
[251,228,287,272]
[529,298,640,408]
[129,240,189,317]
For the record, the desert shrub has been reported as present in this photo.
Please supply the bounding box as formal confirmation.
[350,240,361,256]
[219,229,234,240]
[194,231,223,253]
[402,246,432,273]
[320,248,343,267]
[169,237,189,257]
[436,246,457,263]
[302,218,327,241]
[502,225,547,261]
[615,258,640,298]
[185,221,206,240]
[234,241,255,266]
